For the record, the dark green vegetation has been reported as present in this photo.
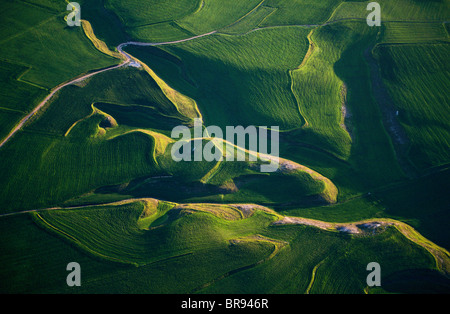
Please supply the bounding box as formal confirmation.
[0,0,449,294]
[1,201,447,293]
[375,43,450,170]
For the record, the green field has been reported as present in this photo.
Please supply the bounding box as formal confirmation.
[126,26,310,130]
[374,43,450,170]
[1,200,447,293]
[0,0,449,295]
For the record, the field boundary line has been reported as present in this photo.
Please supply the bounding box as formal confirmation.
[305,257,328,294]
[219,0,266,31]
[0,14,65,46]
[2,198,449,277]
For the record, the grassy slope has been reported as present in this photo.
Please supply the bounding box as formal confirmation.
[105,0,201,27]
[0,1,118,89]
[27,67,188,136]
[0,61,47,140]
[1,0,449,295]
[127,26,309,130]
[104,0,202,42]
[220,5,277,35]
[1,201,443,294]
[330,0,450,22]
[0,0,119,146]
[79,0,130,48]
[0,62,336,214]
[331,22,404,187]
[260,0,343,26]
[278,21,404,202]
[374,43,450,170]
[290,25,354,159]
[0,126,157,213]
[0,65,189,213]
[126,22,406,202]
[282,167,450,251]
[177,0,264,34]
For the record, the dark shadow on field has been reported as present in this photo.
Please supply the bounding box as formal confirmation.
[331,23,406,192]
[90,172,332,208]
[381,269,450,294]
[94,175,229,202]
[95,101,188,132]
[370,167,450,250]
[126,37,308,132]
[81,0,131,48]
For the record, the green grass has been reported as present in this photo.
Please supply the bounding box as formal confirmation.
[1,0,449,295]
[21,0,62,12]
[105,0,201,27]
[331,22,404,186]
[28,67,188,136]
[0,1,119,89]
[100,0,202,42]
[127,26,309,130]
[0,213,123,293]
[0,128,157,213]
[310,227,437,293]
[0,208,274,293]
[380,22,449,44]
[260,0,343,26]
[290,26,354,159]
[330,0,450,22]
[220,5,277,35]
[0,62,336,213]
[129,21,195,43]
[0,66,186,214]
[201,224,440,293]
[0,200,440,293]
[177,0,264,35]
[0,110,22,141]
[0,61,46,113]
[79,0,130,48]
[281,167,450,251]
[273,21,405,197]
[374,43,450,170]
[0,59,46,139]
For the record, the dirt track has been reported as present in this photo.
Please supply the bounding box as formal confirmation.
[0,31,217,149]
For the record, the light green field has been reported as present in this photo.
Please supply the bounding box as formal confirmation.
[0,63,336,213]
[380,22,449,44]
[79,0,130,48]
[221,5,277,35]
[129,21,195,43]
[177,0,264,35]
[260,0,342,26]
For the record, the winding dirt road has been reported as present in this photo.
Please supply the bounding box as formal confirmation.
[0,31,217,149]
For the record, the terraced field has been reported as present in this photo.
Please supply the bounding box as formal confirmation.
[0,0,449,296]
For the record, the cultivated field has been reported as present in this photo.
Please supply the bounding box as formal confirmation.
[0,0,449,294]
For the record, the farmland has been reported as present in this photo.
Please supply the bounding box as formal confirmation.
[0,0,449,296]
